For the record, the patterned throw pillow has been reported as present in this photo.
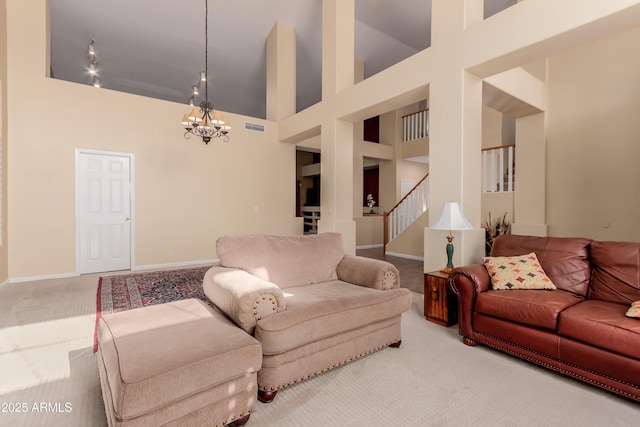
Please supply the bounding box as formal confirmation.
[484,252,557,290]
[626,301,640,318]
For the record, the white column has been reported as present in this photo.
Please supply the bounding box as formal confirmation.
[425,0,486,272]
[512,112,548,236]
[318,0,357,253]
[266,22,296,122]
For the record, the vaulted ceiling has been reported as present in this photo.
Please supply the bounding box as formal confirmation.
[50,0,516,120]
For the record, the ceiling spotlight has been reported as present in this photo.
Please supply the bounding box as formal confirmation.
[89,61,97,75]
[200,71,206,82]
[88,40,96,56]
[93,77,101,88]
[193,85,199,96]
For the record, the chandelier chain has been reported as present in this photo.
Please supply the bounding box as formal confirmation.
[204,0,208,105]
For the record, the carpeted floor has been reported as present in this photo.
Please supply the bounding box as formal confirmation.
[357,247,424,294]
[1,263,639,426]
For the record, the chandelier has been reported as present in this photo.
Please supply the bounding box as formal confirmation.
[180,0,230,144]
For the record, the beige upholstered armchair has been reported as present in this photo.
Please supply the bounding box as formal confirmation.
[203,232,412,402]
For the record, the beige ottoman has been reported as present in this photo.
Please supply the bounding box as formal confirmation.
[97,298,262,427]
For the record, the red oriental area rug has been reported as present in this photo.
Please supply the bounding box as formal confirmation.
[94,266,212,351]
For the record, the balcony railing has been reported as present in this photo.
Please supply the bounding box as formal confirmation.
[482,144,515,193]
[402,109,429,142]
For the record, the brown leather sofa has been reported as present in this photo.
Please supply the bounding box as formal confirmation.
[449,234,640,402]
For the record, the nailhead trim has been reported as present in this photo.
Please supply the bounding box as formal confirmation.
[217,407,253,427]
[253,294,278,320]
[259,340,399,392]
[475,331,640,402]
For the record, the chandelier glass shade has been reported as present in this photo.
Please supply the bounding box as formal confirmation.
[181,0,230,144]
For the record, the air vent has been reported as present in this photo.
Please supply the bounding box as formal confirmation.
[244,121,265,133]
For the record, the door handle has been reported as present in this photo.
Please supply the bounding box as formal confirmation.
[125,217,131,223]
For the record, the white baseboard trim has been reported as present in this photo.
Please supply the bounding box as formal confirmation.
[356,244,383,250]
[132,259,219,272]
[385,251,424,262]
[10,272,80,284]
[6,260,220,283]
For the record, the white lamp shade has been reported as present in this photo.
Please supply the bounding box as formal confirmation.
[431,202,473,231]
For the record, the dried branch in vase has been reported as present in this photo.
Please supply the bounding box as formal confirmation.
[485,211,510,256]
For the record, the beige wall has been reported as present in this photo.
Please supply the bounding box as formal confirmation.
[482,105,502,148]
[0,0,8,282]
[482,192,514,231]
[394,159,428,199]
[512,112,546,235]
[6,0,299,279]
[546,26,640,241]
[378,112,397,213]
[386,210,428,257]
[355,216,383,246]
[5,1,640,279]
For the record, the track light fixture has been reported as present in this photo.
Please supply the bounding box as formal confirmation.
[87,39,101,88]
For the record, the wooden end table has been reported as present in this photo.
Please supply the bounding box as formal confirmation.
[423,271,458,326]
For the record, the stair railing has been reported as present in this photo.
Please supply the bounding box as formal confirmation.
[482,144,515,193]
[383,173,429,253]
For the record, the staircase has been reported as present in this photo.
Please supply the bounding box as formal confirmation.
[383,174,429,253]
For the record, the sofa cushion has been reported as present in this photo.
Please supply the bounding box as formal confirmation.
[484,252,557,290]
[491,234,591,297]
[254,281,412,355]
[558,300,640,360]
[589,240,640,305]
[476,289,584,331]
[216,233,345,289]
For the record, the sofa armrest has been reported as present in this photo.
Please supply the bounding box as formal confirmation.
[449,264,491,341]
[203,266,286,334]
[336,255,400,290]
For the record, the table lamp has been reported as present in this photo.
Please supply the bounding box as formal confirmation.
[431,202,473,276]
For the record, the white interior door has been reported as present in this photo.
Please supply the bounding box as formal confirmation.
[77,152,132,274]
